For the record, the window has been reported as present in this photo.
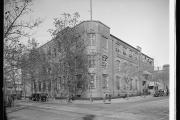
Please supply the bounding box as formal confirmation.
[57,77,61,90]
[43,82,46,92]
[116,76,120,90]
[123,47,127,55]
[88,55,96,68]
[88,33,96,46]
[149,60,152,65]
[90,73,96,89]
[148,86,153,89]
[47,67,51,74]
[116,47,120,53]
[142,81,146,86]
[115,44,121,55]
[102,55,108,68]
[38,81,41,92]
[141,55,145,62]
[54,48,57,57]
[102,35,108,49]
[102,74,108,89]
[54,78,57,91]
[134,52,138,60]
[48,82,51,91]
[34,83,37,92]
[48,47,51,56]
[130,78,133,90]
[129,49,132,58]
[115,60,120,72]
[76,74,83,88]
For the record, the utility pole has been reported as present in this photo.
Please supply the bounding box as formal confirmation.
[89,74,92,103]
[137,46,142,95]
[112,39,114,96]
[90,0,92,21]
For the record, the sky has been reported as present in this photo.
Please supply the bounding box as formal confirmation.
[5,0,170,68]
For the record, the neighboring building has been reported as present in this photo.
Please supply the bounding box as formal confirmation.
[23,21,154,98]
[151,64,169,91]
[163,64,169,71]
[5,69,23,96]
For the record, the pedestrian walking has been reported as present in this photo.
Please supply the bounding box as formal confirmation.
[143,89,146,98]
[103,92,106,103]
[66,94,72,103]
[7,95,14,107]
[108,94,111,103]
[71,95,74,102]
[166,88,169,96]
[11,94,15,106]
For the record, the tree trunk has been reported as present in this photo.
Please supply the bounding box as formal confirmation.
[24,83,26,99]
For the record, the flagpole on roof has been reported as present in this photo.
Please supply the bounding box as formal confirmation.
[90,0,92,21]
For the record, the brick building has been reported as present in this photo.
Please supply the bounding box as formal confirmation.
[23,21,154,98]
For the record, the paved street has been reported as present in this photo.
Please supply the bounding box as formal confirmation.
[6,96,169,120]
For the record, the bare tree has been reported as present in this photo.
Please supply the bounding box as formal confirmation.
[4,0,42,101]
[120,62,138,98]
[20,39,40,93]
[48,12,89,98]
[48,12,80,38]
[55,28,89,97]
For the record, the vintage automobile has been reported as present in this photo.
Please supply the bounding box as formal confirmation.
[30,93,48,102]
[40,93,48,102]
[158,89,165,96]
[153,89,165,97]
[153,90,159,97]
[30,93,41,101]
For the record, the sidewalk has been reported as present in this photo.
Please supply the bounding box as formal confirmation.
[18,95,153,105]
[56,95,153,104]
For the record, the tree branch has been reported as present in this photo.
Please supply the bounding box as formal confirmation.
[4,2,28,39]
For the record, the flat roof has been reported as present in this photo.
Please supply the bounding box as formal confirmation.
[110,34,153,60]
[38,20,109,50]
[37,20,153,60]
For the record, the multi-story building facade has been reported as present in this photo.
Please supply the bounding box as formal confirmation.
[24,20,154,98]
[5,69,23,96]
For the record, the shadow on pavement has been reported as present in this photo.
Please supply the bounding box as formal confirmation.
[82,114,96,120]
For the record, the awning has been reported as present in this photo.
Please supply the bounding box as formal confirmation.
[143,71,152,75]
[148,81,160,86]
[148,82,155,86]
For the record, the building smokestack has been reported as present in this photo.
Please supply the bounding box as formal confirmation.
[136,46,142,52]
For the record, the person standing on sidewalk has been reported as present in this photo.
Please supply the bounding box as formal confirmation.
[143,88,146,98]
[108,94,111,103]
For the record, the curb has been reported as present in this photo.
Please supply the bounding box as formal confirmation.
[14,95,154,105]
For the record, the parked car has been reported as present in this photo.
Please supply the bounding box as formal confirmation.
[40,93,48,102]
[30,93,48,102]
[153,90,159,97]
[153,89,165,97]
[30,93,41,101]
[158,89,165,96]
